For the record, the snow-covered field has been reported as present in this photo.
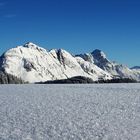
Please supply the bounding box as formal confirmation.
[0,84,140,140]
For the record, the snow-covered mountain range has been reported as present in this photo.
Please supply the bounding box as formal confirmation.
[0,42,139,83]
[77,49,140,81]
[131,66,140,70]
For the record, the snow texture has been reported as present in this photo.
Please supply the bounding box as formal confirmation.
[0,84,140,140]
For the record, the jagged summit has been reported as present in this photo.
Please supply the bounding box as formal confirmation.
[23,42,38,48]
[91,49,107,60]
[23,42,47,53]
[92,49,102,53]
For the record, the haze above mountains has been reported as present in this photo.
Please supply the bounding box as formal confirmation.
[0,42,139,83]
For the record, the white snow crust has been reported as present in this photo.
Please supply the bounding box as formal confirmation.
[0,84,140,139]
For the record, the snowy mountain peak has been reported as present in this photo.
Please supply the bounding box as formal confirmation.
[91,49,111,70]
[23,42,38,48]
[23,42,47,53]
[91,49,107,60]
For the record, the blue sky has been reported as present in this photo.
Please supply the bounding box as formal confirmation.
[0,0,140,67]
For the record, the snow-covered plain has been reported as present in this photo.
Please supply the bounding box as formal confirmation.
[0,84,140,140]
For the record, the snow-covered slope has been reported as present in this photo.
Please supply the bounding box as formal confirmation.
[75,57,112,80]
[131,66,140,71]
[131,66,140,78]
[0,42,111,83]
[78,49,140,81]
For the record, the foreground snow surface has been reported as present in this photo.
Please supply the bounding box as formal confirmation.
[0,84,140,140]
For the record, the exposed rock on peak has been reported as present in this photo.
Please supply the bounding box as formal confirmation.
[92,49,107,59]
[23,42,47,53]
[23,42,38,48]
[76,53,94,63]
[91,49,110,65]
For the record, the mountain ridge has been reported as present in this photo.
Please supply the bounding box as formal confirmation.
[131,66,140,70]
[0,42,139,83]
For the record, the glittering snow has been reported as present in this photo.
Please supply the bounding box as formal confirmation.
[0,84,140,140]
